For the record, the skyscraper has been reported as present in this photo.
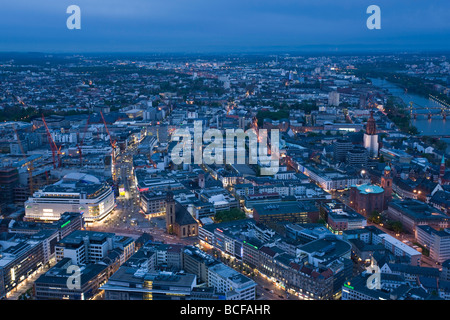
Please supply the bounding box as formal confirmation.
[363,111,379,158]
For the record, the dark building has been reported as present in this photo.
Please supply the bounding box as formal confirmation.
[101,267,197,300]
[333,139,354,163]
[349,166,393,215]
[34,257,109,300]
[349,184,385,216]
[320,200,367,234]
[0,233,47,298]
[252,201,319,226]
[165,192,198,239]
[182,245,219,284]
[387,199,450,234]
[346,146,369,167]
[140,191,166,218]
[0,167,19,205]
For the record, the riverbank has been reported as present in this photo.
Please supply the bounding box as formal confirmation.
[371,77,450,136]
[384,95,419,135]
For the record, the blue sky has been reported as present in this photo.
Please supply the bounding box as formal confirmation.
[0,0,449,53]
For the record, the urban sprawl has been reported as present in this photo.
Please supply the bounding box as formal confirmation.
[1,53,450,301]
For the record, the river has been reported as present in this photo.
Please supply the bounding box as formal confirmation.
[370,77,449,136]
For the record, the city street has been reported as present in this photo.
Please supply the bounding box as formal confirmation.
[201,245,299,301]
[6,261,55,300]
[88,143,197,246]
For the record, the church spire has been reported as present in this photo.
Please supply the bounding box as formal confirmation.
[366,110,377,135]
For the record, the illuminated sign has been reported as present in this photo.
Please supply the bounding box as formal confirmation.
[243,241,258,249]
[61,220,71,228]
[343,283,354,290]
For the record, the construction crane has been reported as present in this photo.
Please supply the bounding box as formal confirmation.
[12,124,34,195]
[42,115,62,168]
[76,116,90,166]
[100,111,117,183]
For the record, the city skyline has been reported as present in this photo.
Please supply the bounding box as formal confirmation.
[1,0,450,305]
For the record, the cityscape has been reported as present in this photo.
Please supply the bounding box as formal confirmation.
[0,0,450,308]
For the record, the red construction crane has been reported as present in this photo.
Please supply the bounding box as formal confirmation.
[42,115,61,168]
[100,111,117,182]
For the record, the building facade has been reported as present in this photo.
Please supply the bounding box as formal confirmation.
[24,173,115,223]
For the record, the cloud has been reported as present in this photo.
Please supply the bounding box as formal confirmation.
[0,0,448,52]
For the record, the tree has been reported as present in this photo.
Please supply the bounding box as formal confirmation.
[368,210,382,224]
[392,221,403,233]
[256,110,289,127]
[214,208,246,223]
[386,220,403,234]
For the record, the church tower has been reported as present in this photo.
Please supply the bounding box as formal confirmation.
[381,165,393,209]
[165,190,176,235]
[363,111,379,158]
[440,155,445,184]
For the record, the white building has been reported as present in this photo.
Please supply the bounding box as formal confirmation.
[207,263,256,300]
[55,230,135,266]
[416,225,450,263]
[372,233,421,266]
[24,173,115,223]
[363,111,379,158]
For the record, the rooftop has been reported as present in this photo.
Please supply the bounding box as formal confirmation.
[355,184,384,195]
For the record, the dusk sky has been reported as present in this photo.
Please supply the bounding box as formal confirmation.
[0,0,449,53]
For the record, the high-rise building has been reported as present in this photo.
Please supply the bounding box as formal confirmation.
[333,139,353,162]
[346,146,369,167]
[363,111,379,158]
[0,167,19,205]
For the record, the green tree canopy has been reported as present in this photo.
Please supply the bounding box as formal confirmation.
[214,208,246,223]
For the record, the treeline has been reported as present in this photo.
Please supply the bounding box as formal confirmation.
[0,105,90,122]
[255,100,319,126]
[214,208,246,223]
[384,97,419,135]
[256,109,289,127]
